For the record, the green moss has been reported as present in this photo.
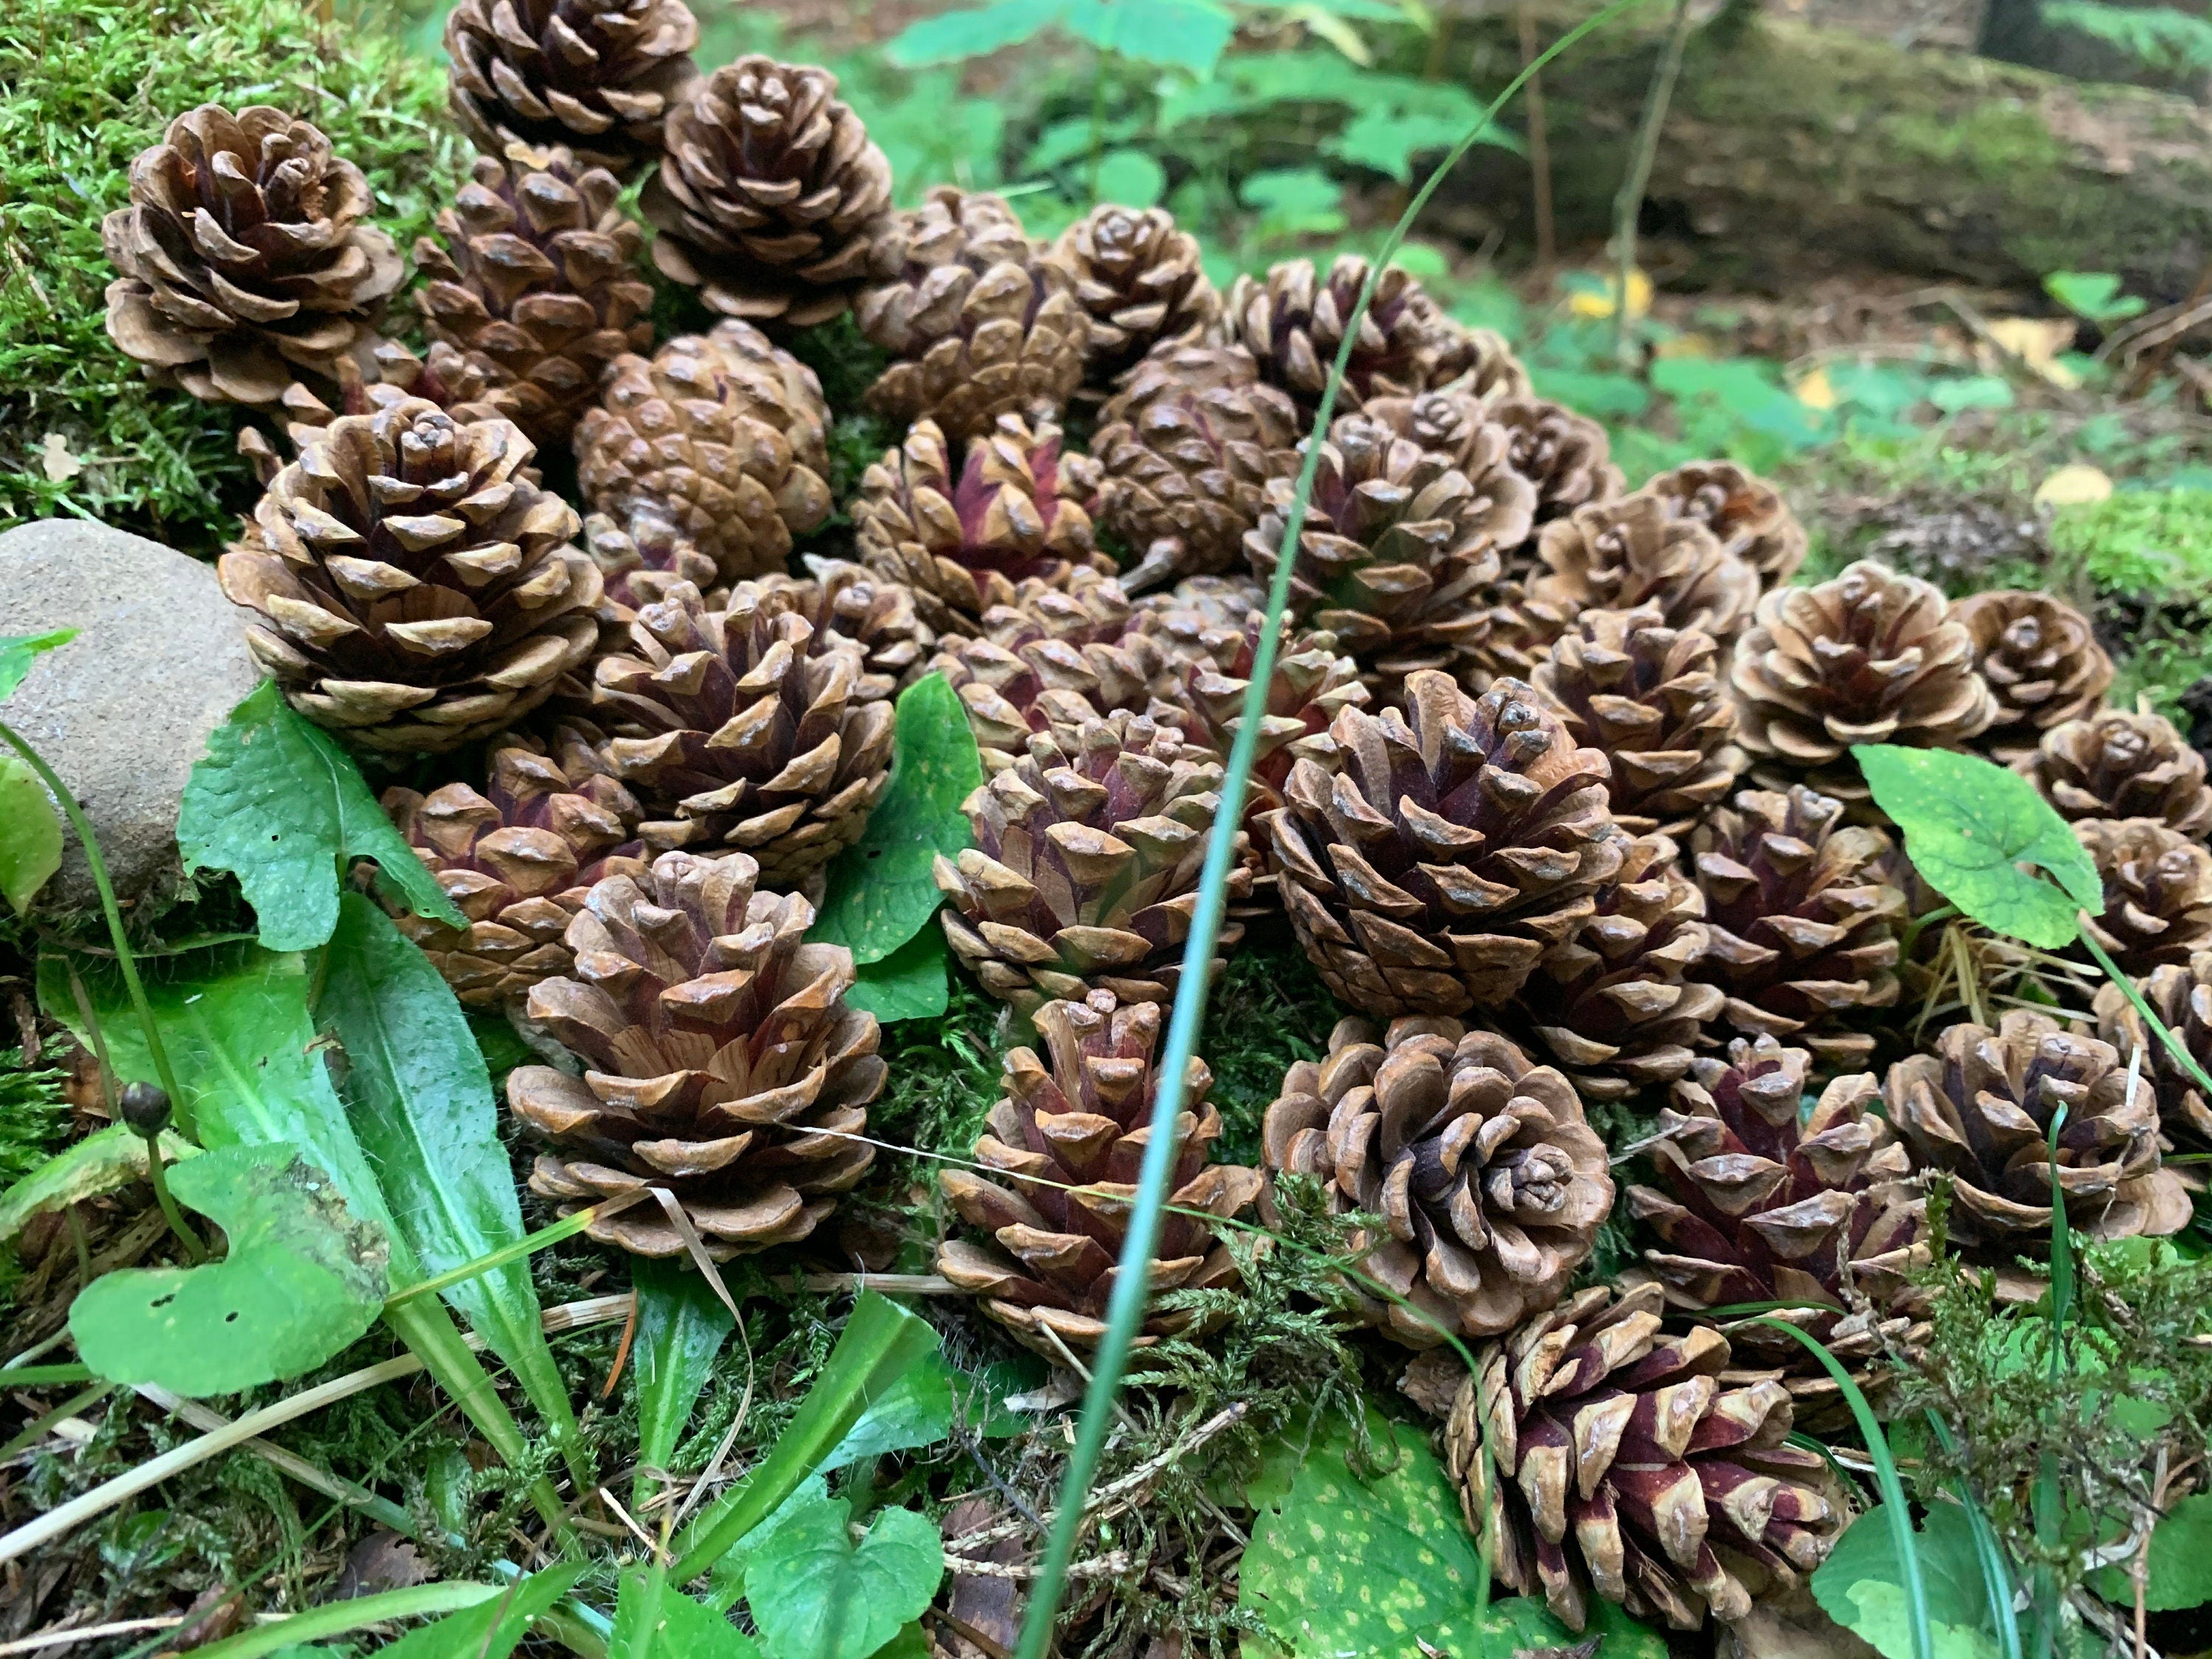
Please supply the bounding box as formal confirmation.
[2047,486,2212,593]
[0,0,471,555]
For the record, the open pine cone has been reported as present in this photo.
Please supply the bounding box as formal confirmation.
[1527,494,1761,653]
[1885,1008,2190,1252]
[509,849,882,1258]
[1639,461,1806,588]
[938,990,1263,1357]
[1265,1017,1613,1345]
[1952,590,2112,762]
[414,146,653,446]
[2096,953,2212,1155]
[574,320,833,583]
[1265,672,1624,1018]
[1048,206,1219,391]
[445,0,700,175]
[1444,1281,1843,1631]
[1490,397,1623,539]
[103,106,403,406]
[2020,709,2212,837]
[643,56,893,324]
[219,400,599,752]
[2074,817,2212,976]
[582,509,723,643]
[757,557,933,700]
[239,340,518,484]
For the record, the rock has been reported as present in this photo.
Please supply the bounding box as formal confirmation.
[0,520,260,918]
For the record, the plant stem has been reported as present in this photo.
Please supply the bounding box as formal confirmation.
[2076,921,2212,1096]
[1516,5,1557,268]
[1085,43,1113,206]
[137,1127,206,1264]
[1611,0,1692,364]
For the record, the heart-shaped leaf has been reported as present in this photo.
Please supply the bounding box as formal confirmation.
[614,1565,760,1659]
[0,751,61,913]
[0,628,75,702]
[845,928,950,1023]
[742,1489,943,1659]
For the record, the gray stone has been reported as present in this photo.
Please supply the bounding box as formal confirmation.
[0,519,261,918]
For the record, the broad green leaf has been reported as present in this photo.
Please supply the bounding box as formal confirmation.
[0,629,75,702]
[2043,271,2146,326]
[820,1349,956,1472]
[1852,745,2103,948]
[1061,0,1236,70]
[1093,149,1166,208]
[744,1491,943,1659]
[1930,375,2015,414]
[0,752,60,913]
[886,0,1063,65]
[614,1565,760,1659]
[634,1256,737,1492]
[1324,105,1514,182]
[810,673,981,964]
[2092,1492,2212,1610]
[846,929,950,1023]
[70,1143,389,1395]
[187,1583,509,1659]
[372,1567,585,1659]
[176,681,465,951]
[1814,1501,2006,1658]
[0,1123,197,1242]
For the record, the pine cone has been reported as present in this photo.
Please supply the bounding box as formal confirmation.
[509,849,882,1257]
[934,712,1251,1019]
[414,146,654,446]
[1048,206,1220,391]
[445,0,700,175]
[585,581,895,887]
[1885,1009,2190,1251]
[1444,1281,1843,1631]
[1531,605,1744,837]
[1528,494,1761,653]
[643,56,893,324]
[582,509,723,644]
[1263,1017,1613,1344]
[937,990,1263,1356]
[2075,817,2212,976]
[1514,833,1724,1103]
[1687,787,1905,1071]
[2096,953,2212,1153]
[1628,1037,1928,1425]
[1952,590,2112,763]
[1265,672,1624,1018]
[851,415,1111,633]
[1640,461,1807,588]
[1731,561,1996,808]
[2019,710,2212,837]
[102,106,404,406]
[1088,344,1302,594]
[240,340,517,485]
[574,321,834,584]
[219,400,599,752]
[758,557,933,700]
[1491,397,1623,538]
[855,187,1088,441]
[382,732,645,1007]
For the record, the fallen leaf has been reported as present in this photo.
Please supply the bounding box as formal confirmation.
[1567,267,1651,320]
[38,434,82,484]
[1982,316,2081,386]
[1794,367,1839,410]
[2034,464,2113,507]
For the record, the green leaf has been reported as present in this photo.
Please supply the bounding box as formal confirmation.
[371,1568,586,1659]
[1852,745,2103,948]
[810,673,981,964]
[0,628,75,702]
[1093,149,1167,208]
[1324,105,1514,182]
[1061,0,1237,71]
[614,1565,760,1659]
[821,1349,956,1473]
[69,1143,389,1395]
[885,0,1063,65]
[1814,1502,2006,1659]
[0,751,61,913]
[1930,375,2015,414]
[2093,1492,2212,1610]
[744,1492,943,1659]
[846,929,950,1023]
[634,1256,736,1491]
[2043,271,2148,325]
[177,681,465,952]
[0,1123,197,1243]
[187,1584,515,1659]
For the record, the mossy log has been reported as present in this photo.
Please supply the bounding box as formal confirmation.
[1434,10,2212,300]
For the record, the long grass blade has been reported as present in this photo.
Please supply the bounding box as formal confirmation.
[1924,1412,2025,1659]
[2076,922,2212,1096]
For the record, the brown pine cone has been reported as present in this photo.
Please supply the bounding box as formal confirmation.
[855,187,1088,441]
[382,733,645,1007]
[580,509,723,646]
[1885,1008,2190,1251]
[1952,590,2112,762]
[239,340,518,485]
[758,557,933,700]
[1527,494,1761,653]
[1514,833,1724,1102]
[938,990,1263,1357]
[509,849,882,1257]
[1263,1018,1613,1345]
[1265,672,1624,1018]
[1088,344,1302,593]
[2074,817,2212,975]
[1048,206,1220,391]
[102,106,403,406]
[1444,1281,1843,1631]
[852,415,1111,633]
[1629,1037,1928,1426]
[574,321,833,584]
[1490,397,1624,540]
[934,712,1251,1019]
[1687,786,1906,1071]
[1531,605,1745,837]
[445,0,700,176]
[1731,560,1996,809]
[2019,709,2212,837]
[1639,460,1807,588]
[643,57,893,324]
[219,400,599,752]
[2096,953,2212,1153]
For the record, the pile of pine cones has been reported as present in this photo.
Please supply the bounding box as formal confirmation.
[100,4,2212,1640]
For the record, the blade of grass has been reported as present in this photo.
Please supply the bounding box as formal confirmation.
[1924,1412,2025,1659]
[2076,922,2212,1096]
[2031,1105,2073,1659]
[183,1582,507,1659]
[632,1257,736,1510]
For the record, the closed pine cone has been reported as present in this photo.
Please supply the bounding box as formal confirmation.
[1531,605,1745,837]
[1528,494,1761,653]
[1048,206,1220,391]
[1885,1008,2190,1251]
[219,400,600,752]
[239,340,516,485]
[643,56,893,324]
[2019,709,2212,837]
[934,712,1251,1018]
[1444,1281,1843,1631]
[1265,672,1624,1018]
[509,849,882,1258]
[582,509,723,644]
[2096,953,2212,1153]
[1952,589,2112,762]
[757,557,933,700]
[574,321,834,584]
[445,0,700,175]
[2073,817,2212,975]
[102,106,403,406]
[1263,1017,1613,1345]
[588,581,896,886]
[1687,786,1906,1071]
[855,187,1087,441]
[937,990,1263,1357]
[1731,560,1995,808]
[1088,344,1302,594]
[1490,397,1624,542]
[1640,460,1807,588]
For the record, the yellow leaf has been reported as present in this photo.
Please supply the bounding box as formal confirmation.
[1290,5,1372,62]
[2034,464,2113,507]
[1793,368,1838,411]
[1567,268,1652,321]
[1653,333,1715,361]
[1984,316,2081,386]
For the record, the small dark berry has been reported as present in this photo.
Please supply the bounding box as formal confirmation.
[119,1080,173,1135]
